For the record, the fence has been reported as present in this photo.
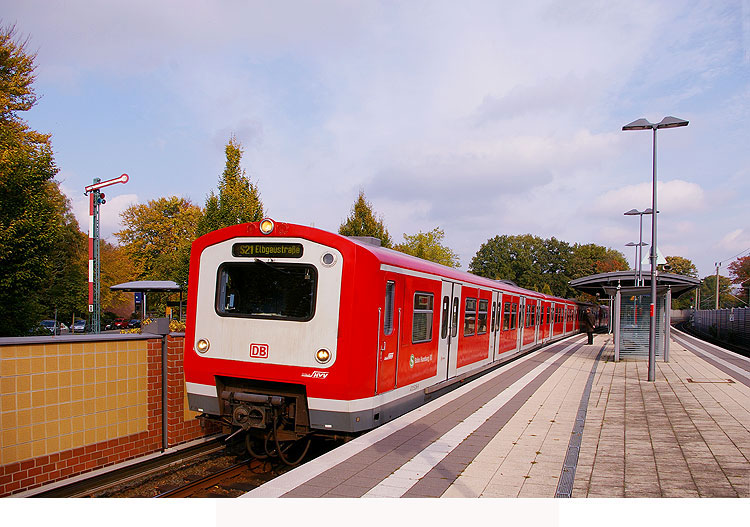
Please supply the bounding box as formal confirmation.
[692,308,750,348]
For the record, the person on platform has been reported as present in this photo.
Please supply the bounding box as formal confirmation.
[583,308,596,345]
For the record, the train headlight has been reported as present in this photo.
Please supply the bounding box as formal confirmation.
[259,218,275,235]
[196,338,210,353]
[315,348,331,364]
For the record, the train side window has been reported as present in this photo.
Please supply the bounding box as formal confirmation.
[546,306,550,325]
[511,303,517,330]
[441,296,450,339]
[464,298,476,337]
[384,281,395,336]
[451,298,459,338]
[477,299,488,334]
[412,292,434,344]
[490,302,496,333]
[503,302,511,330]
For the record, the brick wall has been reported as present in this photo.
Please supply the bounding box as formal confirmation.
[0,333,216,496]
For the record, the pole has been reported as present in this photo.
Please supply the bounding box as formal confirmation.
[648,126,657,382]
[638,214,644,286]
[715,263,720,310]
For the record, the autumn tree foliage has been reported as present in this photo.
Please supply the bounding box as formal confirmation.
[338,190,392,247]
[0,25,83,335]
[115,196,202,288]
[197,136,264,236]
[728,255,750,304]
[393,227,460,268]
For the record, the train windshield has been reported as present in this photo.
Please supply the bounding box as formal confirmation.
[216,261,317,321]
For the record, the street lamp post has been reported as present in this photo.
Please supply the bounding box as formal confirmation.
[623,116,689,382]
[626,241,648,284]
[624,208,656,286]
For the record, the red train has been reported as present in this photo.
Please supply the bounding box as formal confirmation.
[184,219,607,464]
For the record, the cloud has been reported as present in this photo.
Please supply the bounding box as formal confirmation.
[59,181,138,242]
[717,229,750,255]
[593,180,706,215]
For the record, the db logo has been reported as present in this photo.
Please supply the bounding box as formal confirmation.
[249,344,269,359]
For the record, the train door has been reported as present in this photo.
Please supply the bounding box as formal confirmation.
[517,297,525,349]
[377,273,403,394]
[534,299,541,344]
[438,280,461,382]
[491,291,502,360]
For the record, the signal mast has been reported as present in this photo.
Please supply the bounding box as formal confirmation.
[84,174,129,333]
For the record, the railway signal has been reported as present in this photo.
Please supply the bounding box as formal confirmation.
[84,174,129,333]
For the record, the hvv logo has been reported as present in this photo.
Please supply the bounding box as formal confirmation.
[249,343,269,359]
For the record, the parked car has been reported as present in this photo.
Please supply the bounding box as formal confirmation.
[128,319,141,328]
[39,320,68,335]
[72,319,90,333]
[112,318,129,329]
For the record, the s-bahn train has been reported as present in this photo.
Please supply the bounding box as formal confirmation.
[184,219,608,464]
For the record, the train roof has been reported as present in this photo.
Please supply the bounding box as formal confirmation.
[194,220,578,306]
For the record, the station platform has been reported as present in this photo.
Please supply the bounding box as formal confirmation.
[244,328,750,498]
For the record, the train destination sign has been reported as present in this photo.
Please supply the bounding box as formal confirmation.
[232,242,304,258]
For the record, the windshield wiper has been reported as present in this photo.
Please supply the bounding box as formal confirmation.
[254,258,290,275]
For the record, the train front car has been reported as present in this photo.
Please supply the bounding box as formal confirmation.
[184,219,376,464]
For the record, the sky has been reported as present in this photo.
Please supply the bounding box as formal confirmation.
[5,0,750,280]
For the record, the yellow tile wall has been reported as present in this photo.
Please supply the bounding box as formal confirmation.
[0,340,149,466]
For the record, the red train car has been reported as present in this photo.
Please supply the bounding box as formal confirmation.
[184,220,594,463]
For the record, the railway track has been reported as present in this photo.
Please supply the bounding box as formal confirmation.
[155,458,282,498]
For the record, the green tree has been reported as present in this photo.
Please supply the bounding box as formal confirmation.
[45,187,88,324]
[0,25,63,335]
[470,234,628,299]
[338,190,392,247]
[393,227,460,268]
[699,274,741,309]
[664,255,698,277]
[197,136,264,236]
[664,256,699,309]
[115,196,202,288]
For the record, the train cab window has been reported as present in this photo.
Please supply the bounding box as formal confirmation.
[511,303,518,329]
[412,293,434,344]
[503,302,511,330]
[477,299,488,334]
[384,281,395,336]
[441,296,450,339]
[216,262,317,321]
[464,298,477,337]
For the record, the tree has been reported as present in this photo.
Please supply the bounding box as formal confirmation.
[45,187,88,323]
[338,190,392,247]
[698,274,741,309]
[100,241,139,316]
[470,234,628,299]
[664,256,698,309]
[196,136,264,236]
[115,197,202,288]
[0,25,63,335]
[393,227,460,268]
[664,255,698,277]
[728,255,750,305]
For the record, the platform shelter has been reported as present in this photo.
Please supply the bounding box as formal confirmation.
[570,271,699,361]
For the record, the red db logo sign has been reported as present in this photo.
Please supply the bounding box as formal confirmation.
[250,344,269,359]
